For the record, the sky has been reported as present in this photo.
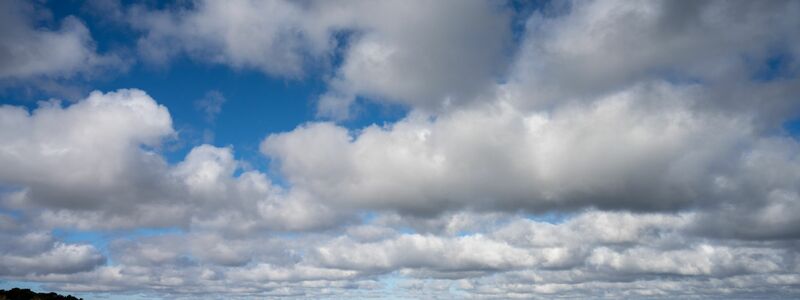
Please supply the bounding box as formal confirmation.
[1,0,800,299]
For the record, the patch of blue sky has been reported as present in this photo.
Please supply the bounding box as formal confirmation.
[51,229,108,255]
[0,280,42,292]
[377,273,422,300]
[94,58,320,165]
[358,211,379,223]
[395,226,417,235]
[750,52,795,82]
[340,96,410,130]
[785,118,800,138]
[507,0,553,41]
[0,209,22,221]
[456,230,478,237]
[524,210,574,224]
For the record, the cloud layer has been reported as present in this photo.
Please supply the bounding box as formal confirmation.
[2,0,800,299]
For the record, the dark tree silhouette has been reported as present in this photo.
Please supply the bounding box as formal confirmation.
[0,288,83,300]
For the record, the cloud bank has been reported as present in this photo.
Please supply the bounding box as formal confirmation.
[2,0,800,299]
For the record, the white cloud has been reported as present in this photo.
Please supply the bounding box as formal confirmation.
[129,0,325,77]
[262,82,786,218]
[508,0,800,121]
[0,0,124,80]
[0,89,173,211]
[0,243,105,276]
[0,227,105,276]
[125,0,512,118]
[315,0,512,117]
[2,0,800,298]
[0,90,342,232]
[313,233,539,273]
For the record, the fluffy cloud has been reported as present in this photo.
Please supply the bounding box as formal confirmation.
[0,223,105,277]
[0,243,105,276]
[0,89,341,232]
[10,211,798,298]
[258,0,800,243]
[130,0,317,77]
[262,82,800,231]
[124,0,511,118]
[2,0,800,299]
[313,0,512,117]
[118,0,800,119]
[0,0,123,80]
[509,0,800,121]
[174,145,345,233]
[0,89,174,211]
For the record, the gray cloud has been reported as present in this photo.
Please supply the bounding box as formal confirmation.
[0,90,344,232]
[0,89,175,211]
[1,0,800,299]
[0,223,105,277]
[508,0,800,122]
[0,0,126,82]
[261,82,800,229]
[314,0,512,118]
[121,0,513,118]
[7,211,799,298]
[129,0,319,77]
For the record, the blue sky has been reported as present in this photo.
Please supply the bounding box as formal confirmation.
[1,0,800,299]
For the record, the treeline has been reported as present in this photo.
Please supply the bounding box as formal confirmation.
[0,288,82,300]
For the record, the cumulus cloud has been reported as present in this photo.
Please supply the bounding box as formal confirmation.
[262,82,800,231]
[0,89,342,232]
[0,89,174,211]
[0,0,124,81]
[0,243,105,276]
[10,211,799,298]
[121,0,512,118]
[2,0,800,299]
[313,0,512,117]
[129,0,317,77]
[0,223,105,277]
[117,0,800,119]
[508,0,800,121]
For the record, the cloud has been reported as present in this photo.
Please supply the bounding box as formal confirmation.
[122,0,512,118]
[508,0,800,121]
[262,81,800,228]
[194,90,226,123]
[8,211,798,298]
[0,90,342,232]
[2,0,800,298]
[173,145,346,233]
[0,225,105,276]
[0,89,174,212]
[0,0,124,81]
[0,243,105,276]
[129,0,323,77]
[314,0,512,118]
